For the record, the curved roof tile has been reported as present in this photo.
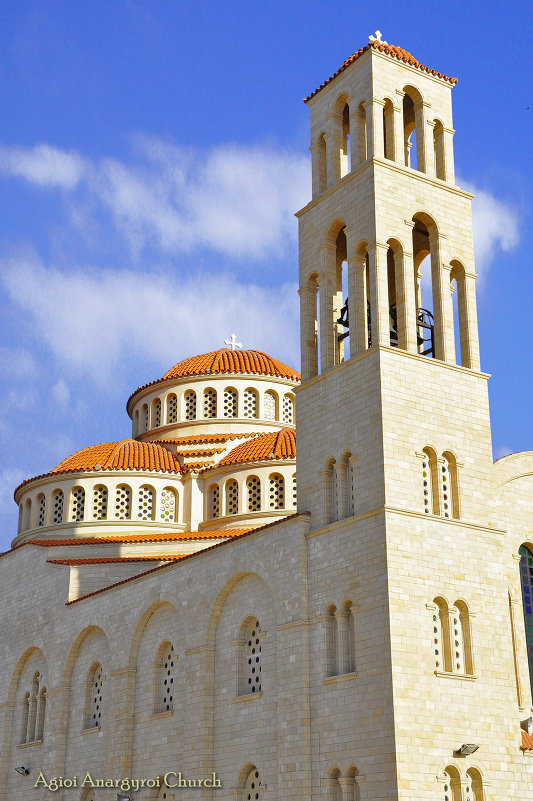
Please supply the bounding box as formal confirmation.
[207,428,296,470]
[127,349,300,407]
[304,40,457,103]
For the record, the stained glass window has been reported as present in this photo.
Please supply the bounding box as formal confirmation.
[519,545,533,698]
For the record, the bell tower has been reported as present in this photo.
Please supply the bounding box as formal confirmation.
[294,35,516,800]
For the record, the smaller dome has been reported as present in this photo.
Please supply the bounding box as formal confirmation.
[209,428,296,470]
[15,440,181,496]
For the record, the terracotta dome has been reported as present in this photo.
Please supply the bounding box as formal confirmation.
[206,428,296,470]
[15,440,182,496]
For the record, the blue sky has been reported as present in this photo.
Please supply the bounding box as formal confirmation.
[0,1,530,550]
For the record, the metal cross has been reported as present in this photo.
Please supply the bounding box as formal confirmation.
[224,333,243,351]
[369,30,387,44]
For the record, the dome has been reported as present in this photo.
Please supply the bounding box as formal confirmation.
[128,348,300,408]
[15,439,182,495]
[207,428,296,470]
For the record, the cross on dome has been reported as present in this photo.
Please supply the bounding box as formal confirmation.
[224,333,243,351]
[369,30,387,44]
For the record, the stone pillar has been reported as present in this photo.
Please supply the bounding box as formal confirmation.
[309,141,321,198]
[183,645,216,800]
[461,272,480,371]
[348,251,368,356]
[443,126,456,183]
[394,91,405,164]
[431,239,455,363]
[325,121,342,188]
[333,462,348,521]
[318,242,337,372]
[334,610,351,675]
[349,103,361,170]
[319,469,332,528]
[366,98,385,160]
[396,241,418,354]
[368,243,390,347]
[338,777,357,801]
[422,103,435,177]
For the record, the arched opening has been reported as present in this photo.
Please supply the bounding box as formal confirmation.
[454,600,474,675]
[345,766,360,801]
[160,487,177,523]
[184,389,196,420]
[519,544,533,699]
[403,86,424,172]
[209,484,220,519]
[238,617,262,695]
[92,485,108,520]
[241,765,262,801]
[341,599,355,674]
[341,102,351,178]
[225,479,239,515]
[114,484,132,520]
[442,451,459,519]
[324,604,337,677]
[450,260,472,368]
[51,488,64,525]
[383,98,395,160]
[282,393,295,424]
[356,102,367,165]
[433,597,452,672]
[223,387,238,418]
[466,767,485,801]
[151,397,162,428]
[69,486,85,522]
[84,662,104,729]
[37,493,46,527]
[141,403,149,433]
[243,388,259,419]
[166,393,178,424]
[315,132,327,194]
[443,766,461,801]
[246,475,261,512]
[133,408,139,436]
[155,641,175,713]
[412,212,448,360]
[137,486,155,520]
[22,497,32,531]
[203,388,217,418]
[264,389,278,421]
[268,473,285,509]
[422,447,439,515]
[434,119,445,180]
[327,767,342,801]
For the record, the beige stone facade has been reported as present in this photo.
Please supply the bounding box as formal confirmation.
[1,36,533,801]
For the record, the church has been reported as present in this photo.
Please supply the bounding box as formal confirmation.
[1,33,532,801]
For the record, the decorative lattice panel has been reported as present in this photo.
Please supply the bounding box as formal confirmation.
[441,461,450,518]
[160,488,176,522]
[153,399,161,428]
[264,391,276,421]
[247,476,261,511]
[245,621,262,693]
[282,394,294,423]
[223,388,238,418]
[203,389,217,418]
[422,457,430,513]
[167,394,178,424]
[243,389,258,419]
[210,486,220,518]
[138,486,154,520]
[184,391,196,420]
[162,644,175,712]
[38,495,46,527]
[143,405,149,432]
[52,490,64,524]
[114,485,131,520]
[92,486,108,519]
[226,480,239,515]
[520,545,533,700]
[244,769,261,801]
[268,474,284,509]
[70,487,85,522]
[292,475,297,508]
[90,667,104,727]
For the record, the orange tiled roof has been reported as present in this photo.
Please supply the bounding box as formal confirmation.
[15,439,182,496]
[27,530,252,546]
[304,40,457,103]
[522,730,533,750]
[157,433,260,445]
[205,428,296,470]
[128,349,300,407]
[48,555,187,565]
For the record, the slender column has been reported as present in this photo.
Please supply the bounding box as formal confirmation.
[422,103,435,177]
[366,98,385,159]
[348,103,360,170]
[461,272,480,370]
[368,243,390,346]
[442,126,455,183]
[338,778,357,801]
[394,90,405,164]
[333,462,348,521]
[318,242,337,371]
[319,469,332,528]
[396,243,418,353]
[355,106,367,165]
[298,284,318,382]
[309,141,321,198]
[325,120,342,188]
[349,252,368,355]
[334,610,349,674]
[431,238,455,363]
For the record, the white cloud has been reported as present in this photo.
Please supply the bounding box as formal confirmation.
[52,378,70,407]
[463,181,520,280]
[1,252,300,385]
[0,346,36,378]
[0,467,25,523]
[494,445,514,461]
[0,138,309,260]
[0,143,85,189]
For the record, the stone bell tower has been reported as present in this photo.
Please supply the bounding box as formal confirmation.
[295,34,530,800]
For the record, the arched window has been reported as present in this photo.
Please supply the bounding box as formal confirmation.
[51,489,64,524]
[239,618,262,695]
[157,785,171,801]
[152,398,162,428]
[92,485,108,520]
[324,604,337,677]
[155,641,175,713]
[345,766,360,801]
[85,662,105,729]
[247,476,261,512]
[356,102,367,165]
[160,487,177,523]
[282,394,294,424]
[114,484,131,519]
[450,259,474,369]
[141,403,149,432]
[37,493,46,527]
[327,767,342,801]
[203,388,217,418]
[292,473,297,509]
[209,484,220,518]
[434,119,445,180]
[137,485,155,520]
[402,86,426,172]
[223,387,238,418]
[243,388,258,418]
[242,766,262,801]
[454,600,474,675]
[519,545,533,699]
[184,390,196,420]
[432,597,452,672]
[21,671,46,743]
[315,132,327,195]
[268,474,284,509]
[264,390,277,421]
[422,447,439,515]
[69,486,85,522]
[167,393,178,424]
[324,601,355,677]
[133,408,139,436]
[340,101,351,178]
[466,768,485,801]
[226,479,239,515]
[443,766,461,801]
[442,451,459,519]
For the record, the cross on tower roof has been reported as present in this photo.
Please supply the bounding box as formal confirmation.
[224,333,243,351]
[369,30,387,44]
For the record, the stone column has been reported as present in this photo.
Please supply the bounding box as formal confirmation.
[461,271,480,371]
[366,98,385,160]
[325,120,342,188]
[318,242,338,372]
[333,462,348,521]
[348,102,361,170]
[431,239,455,363]
[309,141,322,198]
[394,90,405,165]
[367,243,390,347]
[334,610,351,675]
[422,103,435,177]
[443,126,455,183]
[319,469,332,528]
[396,241,418,354]
[348,250,368,356]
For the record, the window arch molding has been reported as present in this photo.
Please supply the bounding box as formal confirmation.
[84,660,105,729]
[153,640,176,714]
[236,763,263,801]
[519,543,533,701]
[236,615,263,697]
